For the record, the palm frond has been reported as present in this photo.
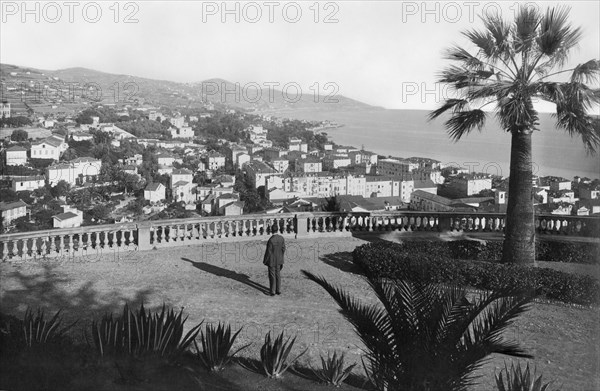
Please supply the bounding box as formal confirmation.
[302,270,533,391]
[465,81,512,101]
[481,14,512,61]
[445,109,487,141]
[570,59,600,84]
[438,66,494,89]
[536,6,582,67]
[429,99,470,120]
[462,29,495,59]
[514,5,542,53]
[300,271,393,357]
[444,46,487,69]
[554,105,600,155]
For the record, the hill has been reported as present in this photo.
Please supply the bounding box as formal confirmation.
[1,64,380,114]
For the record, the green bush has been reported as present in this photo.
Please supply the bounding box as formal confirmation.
[352,242,600,305]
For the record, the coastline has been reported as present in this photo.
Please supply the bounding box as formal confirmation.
[259,108,599,180]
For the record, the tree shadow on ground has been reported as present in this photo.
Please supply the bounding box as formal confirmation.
[0,263,154,329]
[319,252,362,274]
[181,258,271,295]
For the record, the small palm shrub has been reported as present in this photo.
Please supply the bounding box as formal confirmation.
[193,322,250,372]
[303,270,533,391]
[311,351,357,387]
[496,361,559,391]
[260,330,307,378]
[90,303,202,359]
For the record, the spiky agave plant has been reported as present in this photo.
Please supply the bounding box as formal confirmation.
[311,351,357,387]
[90,303,202,359]
[193,322,250,372]
[496,361,559,391]
[302,270,534,391]
[260,330,307,378]
[22,308,77,348]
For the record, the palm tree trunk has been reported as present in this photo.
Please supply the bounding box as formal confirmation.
[501,130,535,264]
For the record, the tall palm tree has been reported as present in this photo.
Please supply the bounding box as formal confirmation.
[302,270,533,391]
[429,6,599,264]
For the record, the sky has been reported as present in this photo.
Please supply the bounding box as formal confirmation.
[1,1,599,110]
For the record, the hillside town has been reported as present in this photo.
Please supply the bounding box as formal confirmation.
[1,99,599,234]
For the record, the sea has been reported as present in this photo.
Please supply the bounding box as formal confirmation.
[261,109,599,180]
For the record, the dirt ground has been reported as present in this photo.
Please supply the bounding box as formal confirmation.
[1,236,598,390]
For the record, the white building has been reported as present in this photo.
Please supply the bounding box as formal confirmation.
[172,181,197,204]
[236,152,251,168]
[5,146,28,166]
[377,158,419,177]
[53,206,83,228]
[171,169,194,186]
[144,182,166,203]
[246,161,282,188]
[1,102,11,118]
[171,126,194,139]
[11,176,45,192]
[0,200,28,224]
[246,125,268,144]
[47,157,102,186]
[206,151,226,170]
[71,131,94,141]
[30,136,65,161]
[157,154,176,166]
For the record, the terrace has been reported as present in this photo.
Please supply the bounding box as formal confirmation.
[0,212,598,389]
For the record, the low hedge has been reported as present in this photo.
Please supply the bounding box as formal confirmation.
[408,239,598,264]
[352,241,600,306]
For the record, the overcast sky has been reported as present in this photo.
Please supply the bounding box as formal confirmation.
[1,1,599,110]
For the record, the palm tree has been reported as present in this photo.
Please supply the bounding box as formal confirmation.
[429,6,599,264]
[302,270,533,391]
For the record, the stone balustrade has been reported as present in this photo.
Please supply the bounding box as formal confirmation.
[1,212,598,262]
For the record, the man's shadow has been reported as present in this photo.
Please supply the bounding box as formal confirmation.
[181,258,271,295]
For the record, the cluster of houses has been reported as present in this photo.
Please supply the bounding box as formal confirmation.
[3,111,599,232]
[532,176,600,216]
[142,151,244,216]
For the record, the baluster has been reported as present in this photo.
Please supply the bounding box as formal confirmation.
[6,240,15,260]
[1,240,8,260]
[17,239,26,261]
[58,235,65,258]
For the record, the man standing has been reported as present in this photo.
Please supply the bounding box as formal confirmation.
[263,232,285,296]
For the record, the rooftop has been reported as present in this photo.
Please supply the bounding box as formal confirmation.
[0,200,28,211]
[145,183,164,191]
[53,212,79,221]
[7,146,27,152]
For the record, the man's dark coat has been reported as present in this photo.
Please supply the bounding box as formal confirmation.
[263,234,286,267]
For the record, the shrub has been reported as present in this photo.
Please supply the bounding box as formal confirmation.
[193,322,250,372]
[0,310,79,391]
[495,361,559,391]
[0,308,77,355]
[303,271,533,391]
[260,331,307,378]
[352,242,600,305]
[90,303,202,359]
[311,351,356,387]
